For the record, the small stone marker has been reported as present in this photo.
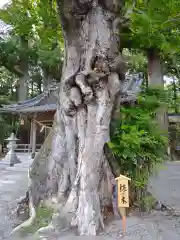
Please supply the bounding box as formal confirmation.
[4,133,21,166]
[115,174,131,234]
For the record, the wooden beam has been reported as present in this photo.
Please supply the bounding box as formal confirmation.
[31,115,37,158]
[38,120,53,123]
[28,119,33,154]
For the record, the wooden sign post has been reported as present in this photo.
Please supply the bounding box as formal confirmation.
[115,174,131,234]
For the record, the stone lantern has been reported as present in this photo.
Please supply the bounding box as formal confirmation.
[4,133,21,166]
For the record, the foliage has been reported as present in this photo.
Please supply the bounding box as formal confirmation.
[123,0,180,56]
[0,116,15,145]
[0,0,63,82]
[0,0,64,142]
[0,67,18,144]
[109,87,168,207]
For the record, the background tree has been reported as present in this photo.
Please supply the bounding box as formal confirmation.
[121,0,180,133]
[0,0,63,100]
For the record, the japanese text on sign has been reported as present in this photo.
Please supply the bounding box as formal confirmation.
[117,179,129,208]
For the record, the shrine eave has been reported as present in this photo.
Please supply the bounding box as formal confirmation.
[0,84,59,114]
[0,94,137,114]
[0,74,143,114]
[0,104,57,114]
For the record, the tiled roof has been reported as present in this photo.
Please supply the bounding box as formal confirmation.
[0,73,143,113]
[0,84,58,113]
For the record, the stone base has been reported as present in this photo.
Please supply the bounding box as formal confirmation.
[4,152,21,166]
[31,152,36,159]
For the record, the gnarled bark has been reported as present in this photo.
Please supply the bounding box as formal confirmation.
[13,0,126,236]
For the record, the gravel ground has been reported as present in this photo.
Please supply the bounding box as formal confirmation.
[101,211,180,239]
[38,161,180,240]
[149,161,180,212]
[0,154,32,240]
[25,211,180,240]
[1,159,180,240]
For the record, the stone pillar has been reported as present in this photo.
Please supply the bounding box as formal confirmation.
[31,115,37,159]
[4,133,21,166]
[0,144,2,155]
[44,126,50,139]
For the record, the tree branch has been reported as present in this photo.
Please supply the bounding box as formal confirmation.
[164,18,180,24]
[0,61,23,77]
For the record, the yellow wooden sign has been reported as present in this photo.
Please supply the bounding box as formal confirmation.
[116,174,131,208]
[115,174,131,234]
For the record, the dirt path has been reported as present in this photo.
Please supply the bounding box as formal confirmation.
[2,160,180,239]
[0,154,31,240]
[149,161,180,212]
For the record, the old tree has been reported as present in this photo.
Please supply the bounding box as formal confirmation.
[14,0,127,236]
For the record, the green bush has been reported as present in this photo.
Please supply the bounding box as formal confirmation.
[0,114,20,147]
[108,87,168,208]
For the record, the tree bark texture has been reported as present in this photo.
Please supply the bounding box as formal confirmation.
[17,0,126,236]
[147,48,168,134]
[18,36,29,102]
[147,48,164,86]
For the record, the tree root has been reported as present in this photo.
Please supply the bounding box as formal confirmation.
[16,191,29,217]
[10,169,36,235]
[10,192,36,235]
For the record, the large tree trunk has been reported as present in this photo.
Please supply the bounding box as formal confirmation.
[43,67,53,90]
[147,48,164,86]
[18,71,28,102]
[18,36,29,102]
[14,1,126,236]
[147,48,168,134]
